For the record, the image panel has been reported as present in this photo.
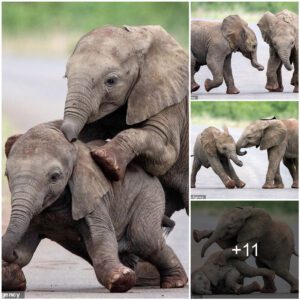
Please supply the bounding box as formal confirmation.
[2,2,189,298]
[190,101,299,200]
[191,200,299,298]
[190,2,298,100]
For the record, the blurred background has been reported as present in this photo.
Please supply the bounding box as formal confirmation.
[191,201,299,296]
[2,3,189,296]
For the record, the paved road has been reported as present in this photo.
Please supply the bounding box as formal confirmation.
[191,211,299,298]
[190,125,299,199]
[191,22,298,100]
[2,54,189,298]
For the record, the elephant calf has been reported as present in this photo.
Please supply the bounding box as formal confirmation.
[191,126,245,189]
[236,117,298,189]
[2,122,187,293]
[191,15,264,93]
[191,250,275,295]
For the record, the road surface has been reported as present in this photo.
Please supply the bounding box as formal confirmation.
[2,54,189,298]
[191,210,298,298]
[191,22,298,100]
[190,125,299,199]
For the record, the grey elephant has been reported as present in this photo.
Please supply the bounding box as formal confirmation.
[191,15,264,93]
[194,207,298,293]
[191,251,275,295]
[258,10,298,93]
[191,126,245,189]
[60,25,189,214]
[236,117,298,189]
[2,122,187,293]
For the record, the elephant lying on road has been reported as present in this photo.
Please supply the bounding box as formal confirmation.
[191,15,264,93]
[60,25,189,214]
[236,117,298,189]
[194,207,298,293]
[191,126,245,189]
[2,122,187,292]
[258,10,298,93]
[191,250,275,295]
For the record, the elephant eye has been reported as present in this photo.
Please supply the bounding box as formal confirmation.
[50,171,62,183]
[105,76,118,87]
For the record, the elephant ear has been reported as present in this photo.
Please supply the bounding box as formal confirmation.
[124,25,188,125]
[260,120,287,150]
[257,12,276,44]
[221,15,248,50]
[201,128,218,156]
[69,141,112,220]
[5,134,23,158]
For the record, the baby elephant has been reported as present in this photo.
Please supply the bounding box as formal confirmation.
[191,251,275,295]
[236,117,298,188]
[258,10,298,93]
[2,122,187,293]
[191,15,264,93]
[191,126,245,189]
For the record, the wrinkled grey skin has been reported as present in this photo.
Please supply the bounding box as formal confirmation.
[191,251,275,295]
[194,207,298,293]
[2,122,187,293]
[191,126,245,189]
[60,25,189,214]
[258,10,298,92]
[191,15,264,93]
[236,118,298,189]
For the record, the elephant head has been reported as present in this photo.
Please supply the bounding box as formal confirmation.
[191,270,212,295]
[257,10,298,71]
[201,207,272,257]
[3,123,110,263]
[236,119,287,155]
[221,15,264,71]
[61,25,188,142]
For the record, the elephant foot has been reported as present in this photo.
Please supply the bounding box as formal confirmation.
[290,284,298,293]
[226,86,240,94]
[266,83,283,92]
[106,266,136,293]
[191,83,200,92]
[262,182,276,189]
[91,145,128,181]
[160,267,188,288]
[237,281,261,294]
[293,85,298,93]
[204,79,212,92]
[135,261,160,286]
[235,180,246,188]
[292,181,298,188]
[261,286,277,293]
[193,229,211,243]
[274,183,284,189]
[2,262,26,291]
[225,179,236,189]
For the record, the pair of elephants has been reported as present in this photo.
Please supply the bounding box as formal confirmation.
[192,207,298,295]
[191,10,299,94]
[2,25,189,293]
[191,117,298,189]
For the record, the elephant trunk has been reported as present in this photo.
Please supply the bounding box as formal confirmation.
[250,52,264,71]
[201,231,220,257]
[236,140,247,156]
[229,153,243,167]
[278,49,293,71]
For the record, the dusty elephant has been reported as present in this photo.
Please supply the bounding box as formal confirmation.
[191,15,264,93]
[190,126,245,189]
[194,207,298,293]
[236,117,298,189]
[191,250,275,295]
[60,25,189,214]
[258,9,298,93]
[2,122,187,293]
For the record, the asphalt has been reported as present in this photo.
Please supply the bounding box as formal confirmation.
[191,22,298,100]
[190,125,299,200]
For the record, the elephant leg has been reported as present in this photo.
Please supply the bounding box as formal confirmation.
[81,208,136,292]
[263,147,285,189]
[283,157,298,188]
[205,52,225,92]
[223,54,240,94]
[276,63,284,91]
[2,228,42,291]
[191,157,201,188]
[191,53,200,92]
[208,157,235,188]
[293,158,299,188]
[237,282,261,294]
[255,259,277,293]
[291,49,298,93]
[266,48,283,92]
[193,229,213,243]
[223,159,245,188]
[274,165,284,188]
[224,269,243,294]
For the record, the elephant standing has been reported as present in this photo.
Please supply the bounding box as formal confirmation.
[191,251,275,295]
[194,207,298,293]
[258,10,298,93]
[2,122,187,293]
[60,25,189,214]
[191,126,245,189]
[236,118,298,189]
[191,15,264,93]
